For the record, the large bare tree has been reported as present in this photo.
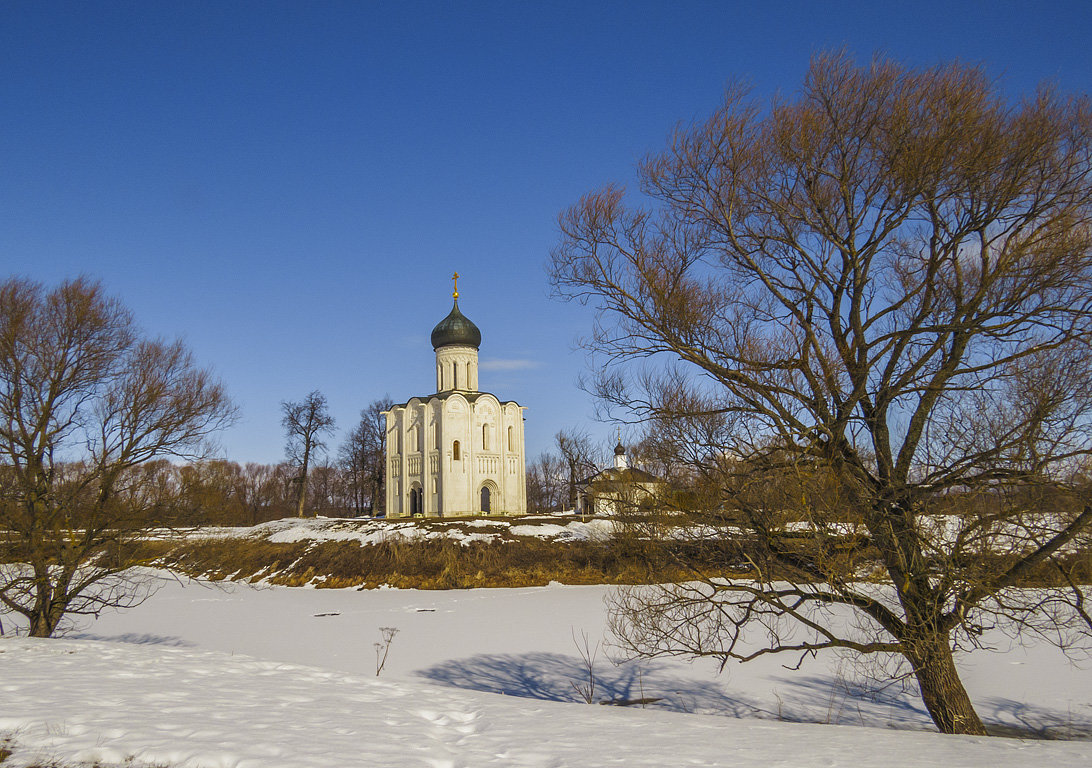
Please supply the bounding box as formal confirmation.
[550,53,1092,735]
[0,277,235,637]
[281,390,335,518]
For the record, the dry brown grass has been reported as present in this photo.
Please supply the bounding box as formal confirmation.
[143,533,715,589]
[133,516,1091,591]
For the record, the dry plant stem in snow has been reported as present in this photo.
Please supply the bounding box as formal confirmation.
[571,628,601,704]
[374,626,399,676]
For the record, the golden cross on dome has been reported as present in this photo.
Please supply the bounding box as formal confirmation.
[452,271,460,299]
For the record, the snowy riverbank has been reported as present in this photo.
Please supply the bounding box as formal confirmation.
[2,574,1091,766]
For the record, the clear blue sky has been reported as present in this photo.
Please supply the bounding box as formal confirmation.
[3,1,1091,464]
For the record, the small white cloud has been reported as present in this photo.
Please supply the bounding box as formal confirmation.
[480,358,541,371]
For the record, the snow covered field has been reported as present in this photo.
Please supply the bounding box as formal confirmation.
[2,573,1092,767]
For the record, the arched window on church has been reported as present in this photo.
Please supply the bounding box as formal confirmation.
[453,440,461,460]
[507,425,513,452]
[453,362,458,389]
[435,419,440,447]
[466,361,472,388]
[482,423,489,450]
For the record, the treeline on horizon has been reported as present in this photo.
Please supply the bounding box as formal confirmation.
[94,451,600,527]
[79,427,658,526]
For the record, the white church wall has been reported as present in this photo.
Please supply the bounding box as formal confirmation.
[442,395,472,516]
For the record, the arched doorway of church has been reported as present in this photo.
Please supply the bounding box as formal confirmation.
[480,485,491,514]
[409,485,422,516]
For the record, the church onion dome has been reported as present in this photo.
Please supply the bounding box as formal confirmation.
[614,441,627,456]
[431,299,482,350]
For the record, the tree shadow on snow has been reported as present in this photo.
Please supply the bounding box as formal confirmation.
[719,672,1092,738]
[766,672,931,729]
[70,631,195,647]
[418,653,1092,738]
[980,696,1092,740]
[415,652,767,718]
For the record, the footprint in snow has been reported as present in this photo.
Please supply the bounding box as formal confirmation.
[416,708,482,736]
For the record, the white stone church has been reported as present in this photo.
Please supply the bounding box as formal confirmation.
[383,279,527,518]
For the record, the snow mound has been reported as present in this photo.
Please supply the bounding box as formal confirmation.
[172,515,619,547]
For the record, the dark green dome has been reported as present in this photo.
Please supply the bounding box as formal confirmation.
[431,300,481,349]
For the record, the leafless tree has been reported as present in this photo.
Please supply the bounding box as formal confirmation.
[238,462,283,524]
[339,396,393,516]
[550,52,1092,735]
[0,277,236,637]
[177,459,249,525]
[281,390,335,518]
[527,450,568,513]
[556,428,602,511]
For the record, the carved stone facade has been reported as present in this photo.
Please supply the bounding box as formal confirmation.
[383,288,527,518]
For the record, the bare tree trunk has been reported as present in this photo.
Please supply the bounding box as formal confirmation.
[28,573,61,638]
[567,460,578,511]
[295,444,311,518]
[29,615,53,638]
[29,595,53,637]
[28,601,65,638]
[906,634,987,735]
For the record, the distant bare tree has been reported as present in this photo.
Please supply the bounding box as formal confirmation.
[551,52,1092,735]
[238,462,280,524]
[0,277,235,637]
[527,450,568,513]
[176,459,250,525]
[339,396,394,516]
[556,429,602,511]
[306,458,339,516]
[281,390,335,518]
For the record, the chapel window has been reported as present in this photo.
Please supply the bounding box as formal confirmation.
[507,425,513,452]
[453,440,461,460]
[482,424,489,450]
